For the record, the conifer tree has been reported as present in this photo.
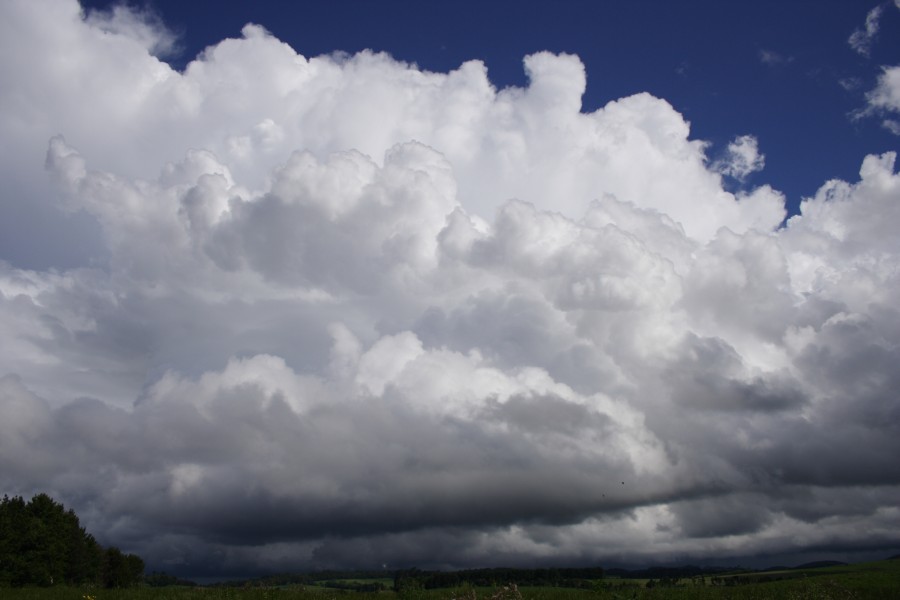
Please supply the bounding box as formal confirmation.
[0,493,144,587]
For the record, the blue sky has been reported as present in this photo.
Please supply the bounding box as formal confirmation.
[82,0,900,214]
[2,0,900,580]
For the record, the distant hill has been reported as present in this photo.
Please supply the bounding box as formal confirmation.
[206,557,900,590]
[605,565,739,579]
[216,567,607,590]
[792,561,848,570]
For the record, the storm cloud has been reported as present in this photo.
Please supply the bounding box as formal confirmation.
[1,0,900,577]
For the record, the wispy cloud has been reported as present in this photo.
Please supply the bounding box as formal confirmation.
[758,49,793,66]
[848,5,884,57]
[838,77,862,91]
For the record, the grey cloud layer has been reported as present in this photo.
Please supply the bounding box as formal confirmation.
[2,0,900,575]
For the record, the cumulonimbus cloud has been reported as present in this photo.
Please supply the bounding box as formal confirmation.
[1,0,900,576]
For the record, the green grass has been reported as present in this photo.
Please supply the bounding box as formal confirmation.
[2,559,898,600]
[316,579,394,586]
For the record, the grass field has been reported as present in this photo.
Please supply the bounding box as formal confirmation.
[1,558,897,600]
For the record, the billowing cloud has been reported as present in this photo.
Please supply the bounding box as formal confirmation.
[83,2,179,58]
[2,0,900,578]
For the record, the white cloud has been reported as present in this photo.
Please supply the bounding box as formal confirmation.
[857,65,900,136]
[2,0,900,576]
[0,1,786,249]
[758,49,793,66]
[848,5,884,57]
[839,77,862,91]
[83,2,179,58]
[866,65,900,123]
[714,134,766,181]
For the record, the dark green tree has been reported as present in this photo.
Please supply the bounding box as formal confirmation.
[0,495,30,586]
[0,493,144,587]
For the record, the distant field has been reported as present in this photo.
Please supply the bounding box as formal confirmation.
[2,558,898,600]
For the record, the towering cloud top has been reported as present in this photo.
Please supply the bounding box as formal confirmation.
[1,0,899,577]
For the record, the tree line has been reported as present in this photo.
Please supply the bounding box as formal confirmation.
[215,567,605,591]
[394,566,605,591]
[0,493,144,587]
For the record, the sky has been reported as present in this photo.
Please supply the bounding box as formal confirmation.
[1,0,900,581]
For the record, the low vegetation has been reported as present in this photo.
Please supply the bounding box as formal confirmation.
[1,558,898,600]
